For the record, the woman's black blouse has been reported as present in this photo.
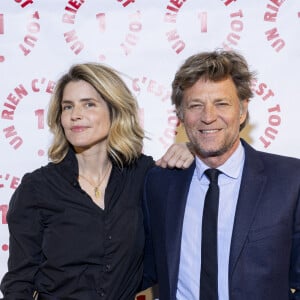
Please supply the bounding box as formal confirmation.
[0,149,154,300]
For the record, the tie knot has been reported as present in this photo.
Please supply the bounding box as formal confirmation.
[204,168,220,184]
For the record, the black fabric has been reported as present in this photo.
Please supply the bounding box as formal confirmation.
[200,168,220,300]
[0,148,154,300]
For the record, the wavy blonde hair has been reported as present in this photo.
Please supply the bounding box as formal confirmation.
[47,63,144,167]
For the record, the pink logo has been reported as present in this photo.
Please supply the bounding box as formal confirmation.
[252,80,282,148]
[1,77,55,155]
[0,3,40,63]
[163,1,245,54]
[61,0,143,60]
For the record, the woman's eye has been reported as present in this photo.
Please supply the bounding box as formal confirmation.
[62,105,72,110]
[84,101,96,108]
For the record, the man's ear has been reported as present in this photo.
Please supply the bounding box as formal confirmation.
[176,108,184,122]
[240,99,249,123]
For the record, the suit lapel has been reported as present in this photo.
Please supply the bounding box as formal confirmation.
[229,142,267,277]
[164,163,195,297]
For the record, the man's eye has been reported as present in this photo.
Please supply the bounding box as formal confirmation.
[189,104,202,109]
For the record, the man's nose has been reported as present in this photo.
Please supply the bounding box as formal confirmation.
[201,104,217,123]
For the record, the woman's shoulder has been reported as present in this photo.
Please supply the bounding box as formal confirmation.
[21,161,57,181]
[138,153,155,163]
[134,154,156,170]
[118,154,154,175]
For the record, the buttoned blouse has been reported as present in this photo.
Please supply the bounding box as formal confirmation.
[1,148,154,300]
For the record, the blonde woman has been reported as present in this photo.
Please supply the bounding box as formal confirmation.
[1,63,193,300]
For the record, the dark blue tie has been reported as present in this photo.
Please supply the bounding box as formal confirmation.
[200,168,220,300]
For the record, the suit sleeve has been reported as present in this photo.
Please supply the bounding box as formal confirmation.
[0,174,43,299]
[139,170,158,291]
[290,186,300,299]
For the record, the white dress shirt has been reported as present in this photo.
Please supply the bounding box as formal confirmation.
[176,142,245,300]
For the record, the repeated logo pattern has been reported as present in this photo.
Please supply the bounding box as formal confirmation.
[0,1,299,298]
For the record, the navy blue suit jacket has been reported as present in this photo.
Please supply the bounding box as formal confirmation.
[142,140,300,300]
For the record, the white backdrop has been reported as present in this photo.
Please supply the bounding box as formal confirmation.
[0,0,299,299]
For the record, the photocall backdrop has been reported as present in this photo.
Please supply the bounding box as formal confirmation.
[0,0,299,298]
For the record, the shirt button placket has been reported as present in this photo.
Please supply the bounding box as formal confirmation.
[105,234,112,273]
[97,288,106,297]
[105,264,111,272]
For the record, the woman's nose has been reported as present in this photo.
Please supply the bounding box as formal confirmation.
[70,106,83,120]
